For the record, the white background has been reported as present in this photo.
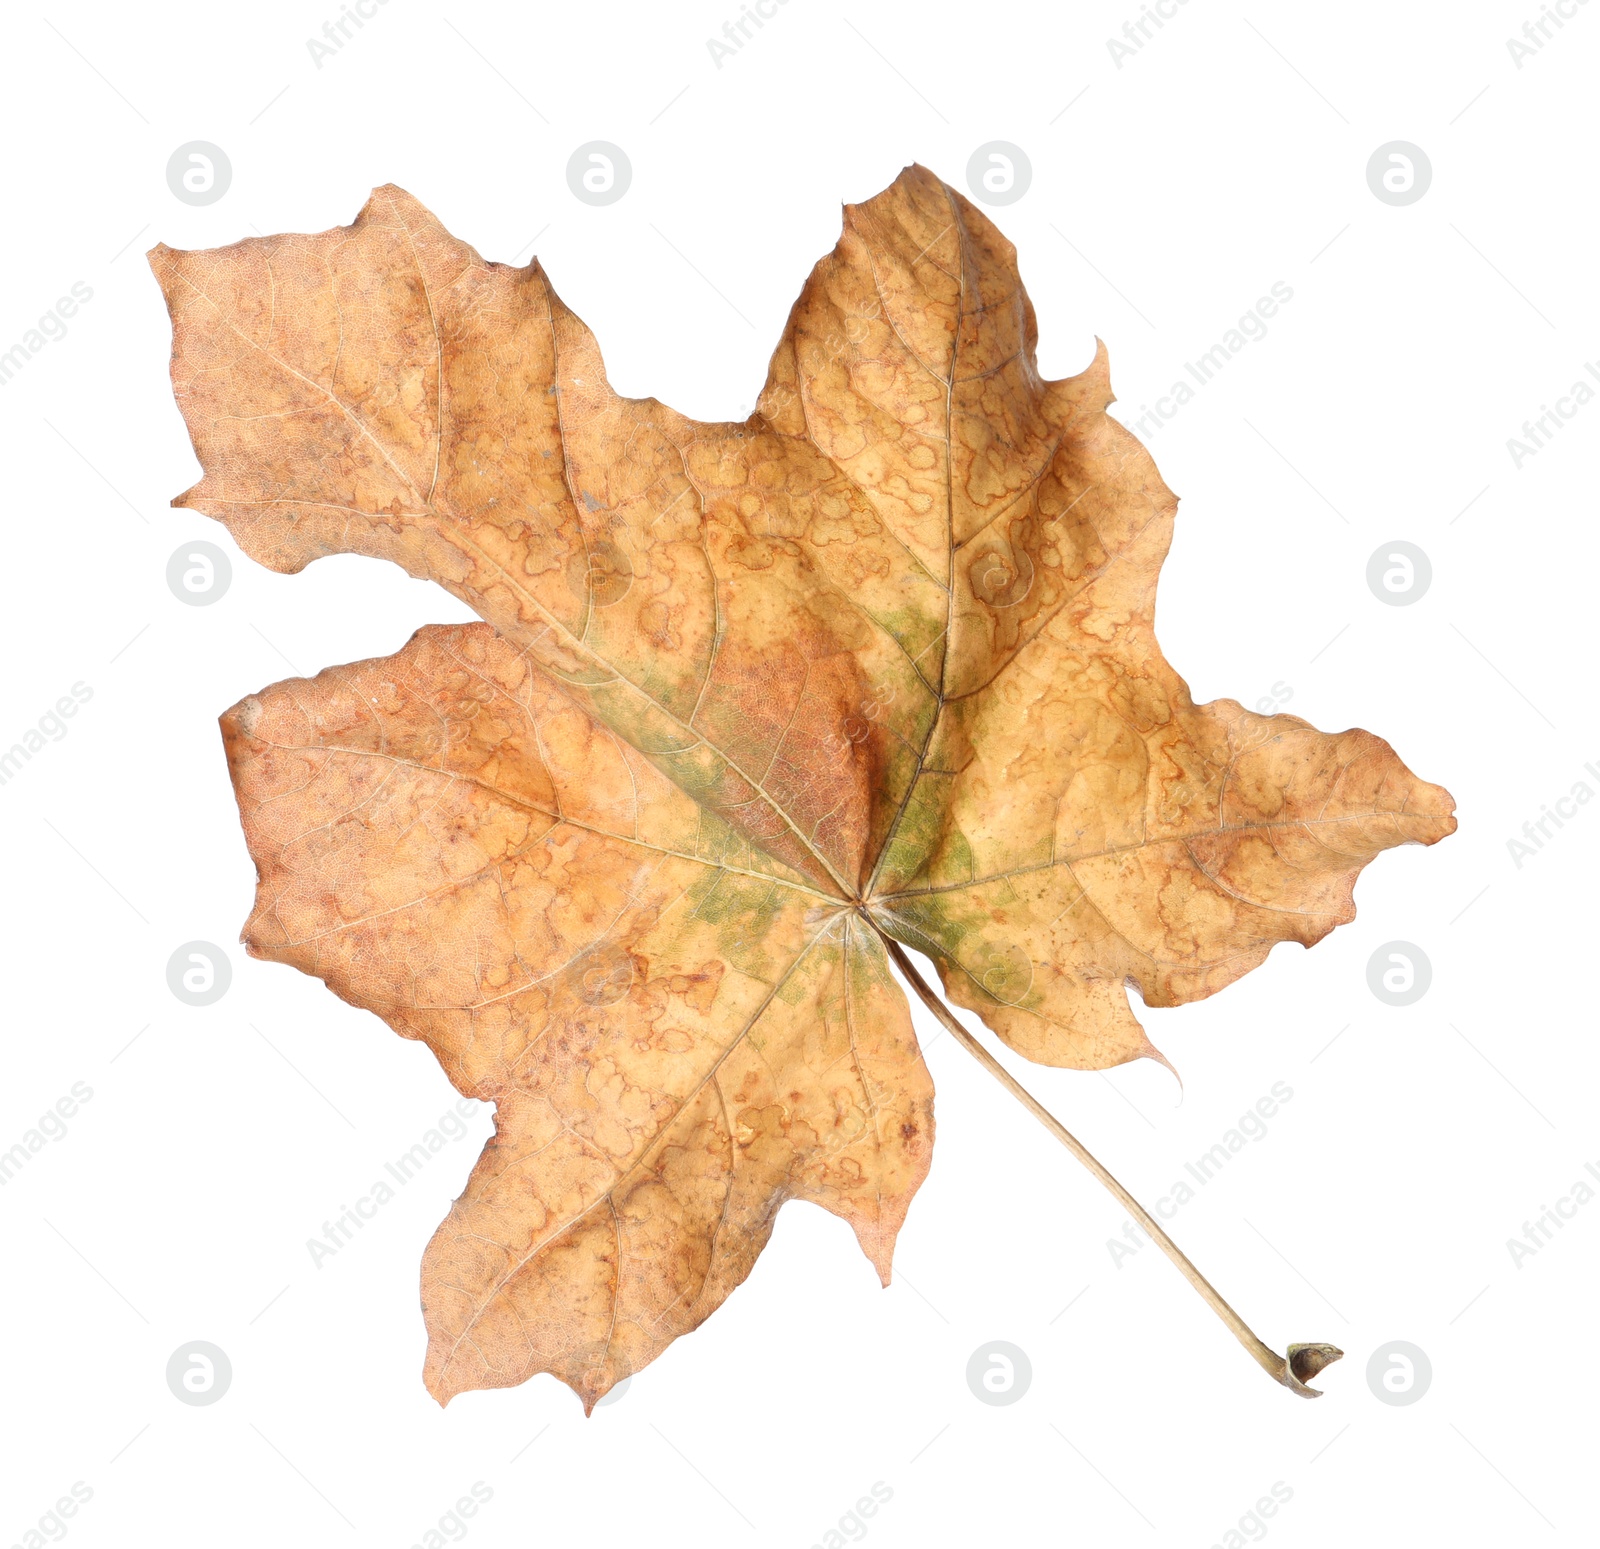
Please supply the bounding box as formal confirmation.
[1,1,1594,1545]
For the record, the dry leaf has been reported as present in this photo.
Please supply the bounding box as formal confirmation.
[150,165,1454,1409]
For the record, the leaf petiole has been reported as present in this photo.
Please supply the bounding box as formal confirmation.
[879,934,1343,1399]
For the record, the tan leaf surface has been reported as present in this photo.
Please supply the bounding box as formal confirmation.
[153,165,1454,1407]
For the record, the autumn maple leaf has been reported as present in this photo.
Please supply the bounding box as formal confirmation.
[150,165,1454,1410]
